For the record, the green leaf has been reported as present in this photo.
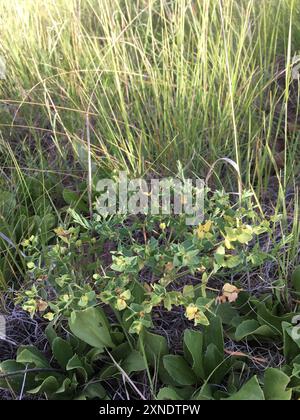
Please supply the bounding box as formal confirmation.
[66,354,90,382]
[157,387,184,400]
[99,365,119,380]
[45,324,57,347]
[225,376,265,400]
[28,376,60,395]
[203,343,227,383]
[122,350,146,374]
[282,321,300,363]
[69,307,115,350]
[256,302,293,334]
[214,245,225,265]
[225,254,242,268]
[138,330,168,367]
[193,383,214,400]
[54,378,73,396]
[292,266,300,293]
[236,231,253,244]
[81,382,107,400]
[163,355,197,386]
[0,360,35,392]
[183,285,195,299]
[235,319,277,341]
[215,303,239,326]
[52,337,74,369]
[17,346,50,368]
[183,329,205,379]
[63,189,87,212]
[204,316,224,354]
[264,368,292,400]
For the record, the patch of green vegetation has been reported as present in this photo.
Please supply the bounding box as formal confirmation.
[0,0,300,401]
[0,189,297,399]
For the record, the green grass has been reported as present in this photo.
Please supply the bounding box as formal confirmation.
[0,0,298,175]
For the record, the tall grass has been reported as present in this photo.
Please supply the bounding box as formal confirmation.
[0,0,299,285]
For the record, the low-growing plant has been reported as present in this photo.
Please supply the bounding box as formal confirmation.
[2,303,300,400]
[2,187,298,400]
[17,189,279,333]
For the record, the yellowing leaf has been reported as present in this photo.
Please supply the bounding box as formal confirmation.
[221,283,241,303]
[36,299,48,312]
[78,295,89,307]
[224,237,233,250]
[120,290,131,301]
[196,220,213,239]
[44,312,54,321]
[194,311,209,326]
[182,285,195,298]
[203,220,213,232]
[116,298,127,311]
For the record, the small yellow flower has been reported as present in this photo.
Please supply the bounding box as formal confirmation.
[196,220,213,239]
[185,304,199,321]
[43,312,54,321]
[159,222,166,231]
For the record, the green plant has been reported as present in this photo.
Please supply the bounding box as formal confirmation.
[1,0,300,401]
[0,324,110,400]
[157,313,300,400]
[16,189,278,333]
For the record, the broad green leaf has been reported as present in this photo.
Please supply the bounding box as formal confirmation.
[193,383,214,400]
[292,266,300,292]
[215,303,239,326]
[55,377,77,396]
[236,231,253,244]
[17,346,50,368]
[45,324,57,347]
[138,330,168,367]
[204,316,224,354]
[235,319,277,341]
[157,387,184,400]
[99,365,119,380]
[203,343,227,383]
[183,329,205,379]
[52,337,74,369]
[264,368,292,400]
[69,307,115,350]
[28,376,60,395]
[63,189,87,212]
[225,376,265,400]
[111,342,132,361]
[122,350,146,374]
[81,382,107,400]
[163,355,197,386]
[225,255,242,268]
[214,245,225,265]
[256,302,293,334]
[282,321,300,363]
[66,354,91,382]
[0,360,36,392]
